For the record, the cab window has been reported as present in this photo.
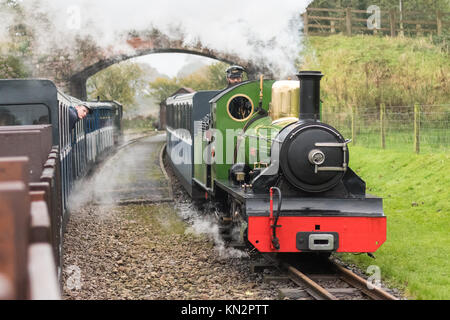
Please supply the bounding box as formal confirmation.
[227,95,254,121]
[0,104,50,126]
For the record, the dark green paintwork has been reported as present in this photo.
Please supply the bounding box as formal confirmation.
[210,80,275,183]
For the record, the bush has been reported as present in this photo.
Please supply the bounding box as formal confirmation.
[0,55,29,79]
[122,115,158,131]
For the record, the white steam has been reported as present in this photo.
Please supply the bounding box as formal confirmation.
[0,4,15,51]
[177,202,249,260]
[2,0,313,77]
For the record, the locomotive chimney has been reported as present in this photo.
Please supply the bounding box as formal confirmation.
[297,71,324,121]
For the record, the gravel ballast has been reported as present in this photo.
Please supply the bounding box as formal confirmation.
[62,135,280,300]
[62,203,279,300]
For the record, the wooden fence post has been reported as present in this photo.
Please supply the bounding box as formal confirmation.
[346,7,352,36]
[414,104,420,154]
[437,11,443,36]
[416,24,422,36]
[351,108,356,145]
[389,9,396,37]
[303,11,309,36]
[399,5,405,37]
[380,103,386,149]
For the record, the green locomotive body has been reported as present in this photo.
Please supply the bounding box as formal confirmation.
[166,73,387,254]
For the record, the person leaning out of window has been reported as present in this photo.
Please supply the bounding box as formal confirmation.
[69,103,92,131]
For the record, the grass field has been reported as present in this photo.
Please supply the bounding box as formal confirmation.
[301,35,450,111]
[336,146,449,300]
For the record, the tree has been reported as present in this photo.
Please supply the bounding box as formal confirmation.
[0,55,29,78]
[87,62,144,110]
[148,77,183,104]
[0,0,32,77]
[147,62,232,104]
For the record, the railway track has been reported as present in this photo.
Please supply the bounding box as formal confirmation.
[256,254,399,301]
[87,133,172,206]
[162,146,400,301]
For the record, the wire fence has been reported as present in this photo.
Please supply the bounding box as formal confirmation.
[323,104,450,154]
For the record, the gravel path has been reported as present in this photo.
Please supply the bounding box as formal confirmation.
[62,203,281,300]
[62,135,280,300]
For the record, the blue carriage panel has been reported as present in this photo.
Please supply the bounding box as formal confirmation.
[165,91,219,197]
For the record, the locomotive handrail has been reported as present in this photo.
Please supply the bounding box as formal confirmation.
[313,139,351,174]
[239,133,283,143]
[315,140,352,147]
[270,187,282,251]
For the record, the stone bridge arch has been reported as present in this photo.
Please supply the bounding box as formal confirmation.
[33,32,263,100]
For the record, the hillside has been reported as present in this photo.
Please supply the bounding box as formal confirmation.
[126,63,167,119]
[300,35,449,113]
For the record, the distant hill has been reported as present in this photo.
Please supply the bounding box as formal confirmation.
[126,57,215,119]
[126,62,168,119]
[138,63,169,82]
[177,58,211,78]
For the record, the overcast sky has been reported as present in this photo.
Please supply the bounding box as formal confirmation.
[131,53,217,78]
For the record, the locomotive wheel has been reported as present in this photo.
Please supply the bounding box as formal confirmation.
[217,198,249,245]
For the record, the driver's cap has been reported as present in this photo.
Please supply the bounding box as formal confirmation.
[226,65,245,79]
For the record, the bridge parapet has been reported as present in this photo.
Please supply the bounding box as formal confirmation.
[30,30,261,99]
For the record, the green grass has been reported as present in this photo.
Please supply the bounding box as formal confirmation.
[337,130,449,154]
[305,35,450,155]
[301,35,450,111]
[125,204,188,236]
[336,146,450,300]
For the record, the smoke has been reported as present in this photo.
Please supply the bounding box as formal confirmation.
[68,134,251,260]
[2,0,313,77]
[0,3,15,51]
[67,134,143,211]
[177,202,249,260]
[67,151,123,211]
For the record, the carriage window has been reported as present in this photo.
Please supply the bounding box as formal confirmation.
[227,95,254,121]
[0,104,50,126]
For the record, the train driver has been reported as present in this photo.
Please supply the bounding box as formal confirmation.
[69,103,92,131]
[226,65,245,88]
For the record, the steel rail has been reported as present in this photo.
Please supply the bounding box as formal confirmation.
[285,263,338,300]
[281,259,398,301]
[331,261,398,300]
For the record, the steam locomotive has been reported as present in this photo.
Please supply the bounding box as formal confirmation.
[166,71,386,254]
